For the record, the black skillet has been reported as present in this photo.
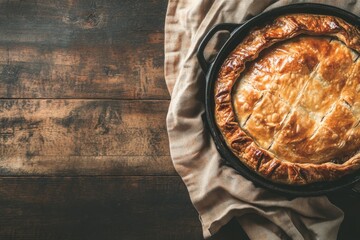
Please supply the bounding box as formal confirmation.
[197,3,360,196]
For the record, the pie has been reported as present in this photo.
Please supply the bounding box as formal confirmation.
[215,14,360,185]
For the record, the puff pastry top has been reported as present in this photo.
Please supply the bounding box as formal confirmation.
[215,14,360,185]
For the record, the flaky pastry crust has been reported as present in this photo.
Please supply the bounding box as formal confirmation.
[215,14,360,185]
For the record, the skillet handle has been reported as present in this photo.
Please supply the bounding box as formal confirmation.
[197,23,240,73]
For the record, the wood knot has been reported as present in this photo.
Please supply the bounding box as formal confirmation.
[0,65,22,84]
[63,9,107,29]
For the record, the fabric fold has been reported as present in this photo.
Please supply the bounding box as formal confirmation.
[165,0,358,238]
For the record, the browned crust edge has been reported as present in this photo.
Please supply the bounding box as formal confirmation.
[215,14,360,185]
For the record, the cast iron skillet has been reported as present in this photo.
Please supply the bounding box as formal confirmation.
[197,3,360,196]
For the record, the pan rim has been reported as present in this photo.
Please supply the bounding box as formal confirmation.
[204,3,360,196]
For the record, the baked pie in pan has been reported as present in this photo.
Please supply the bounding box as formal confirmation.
[215,14,360,185]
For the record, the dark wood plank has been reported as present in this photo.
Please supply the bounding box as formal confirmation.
[328,191,360,240]
[0,176,355,240]
[0,176,202,240]
[0,0,169,99]
[210,218,249,240]
[0,99,174,175]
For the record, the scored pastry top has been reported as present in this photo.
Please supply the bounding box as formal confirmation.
[214,14,360,185]
[234,36,360,164]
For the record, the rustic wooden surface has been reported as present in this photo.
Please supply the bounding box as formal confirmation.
[0,0,358,239]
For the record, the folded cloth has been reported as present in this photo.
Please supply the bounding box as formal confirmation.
[165,0,360,239]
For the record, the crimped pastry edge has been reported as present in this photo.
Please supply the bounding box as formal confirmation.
[214,14,360,185]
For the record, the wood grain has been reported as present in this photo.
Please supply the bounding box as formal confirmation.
[0,99,174,175]
[0,0,357,239]
[0,175,356,240]
[0,176,202,240]
[0,0,169,99]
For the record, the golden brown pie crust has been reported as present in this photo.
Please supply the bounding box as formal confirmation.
[215,14,360,185]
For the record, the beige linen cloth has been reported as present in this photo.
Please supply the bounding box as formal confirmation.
[165,0,360,239]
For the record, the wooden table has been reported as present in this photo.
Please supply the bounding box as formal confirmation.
[0,1,358,239]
